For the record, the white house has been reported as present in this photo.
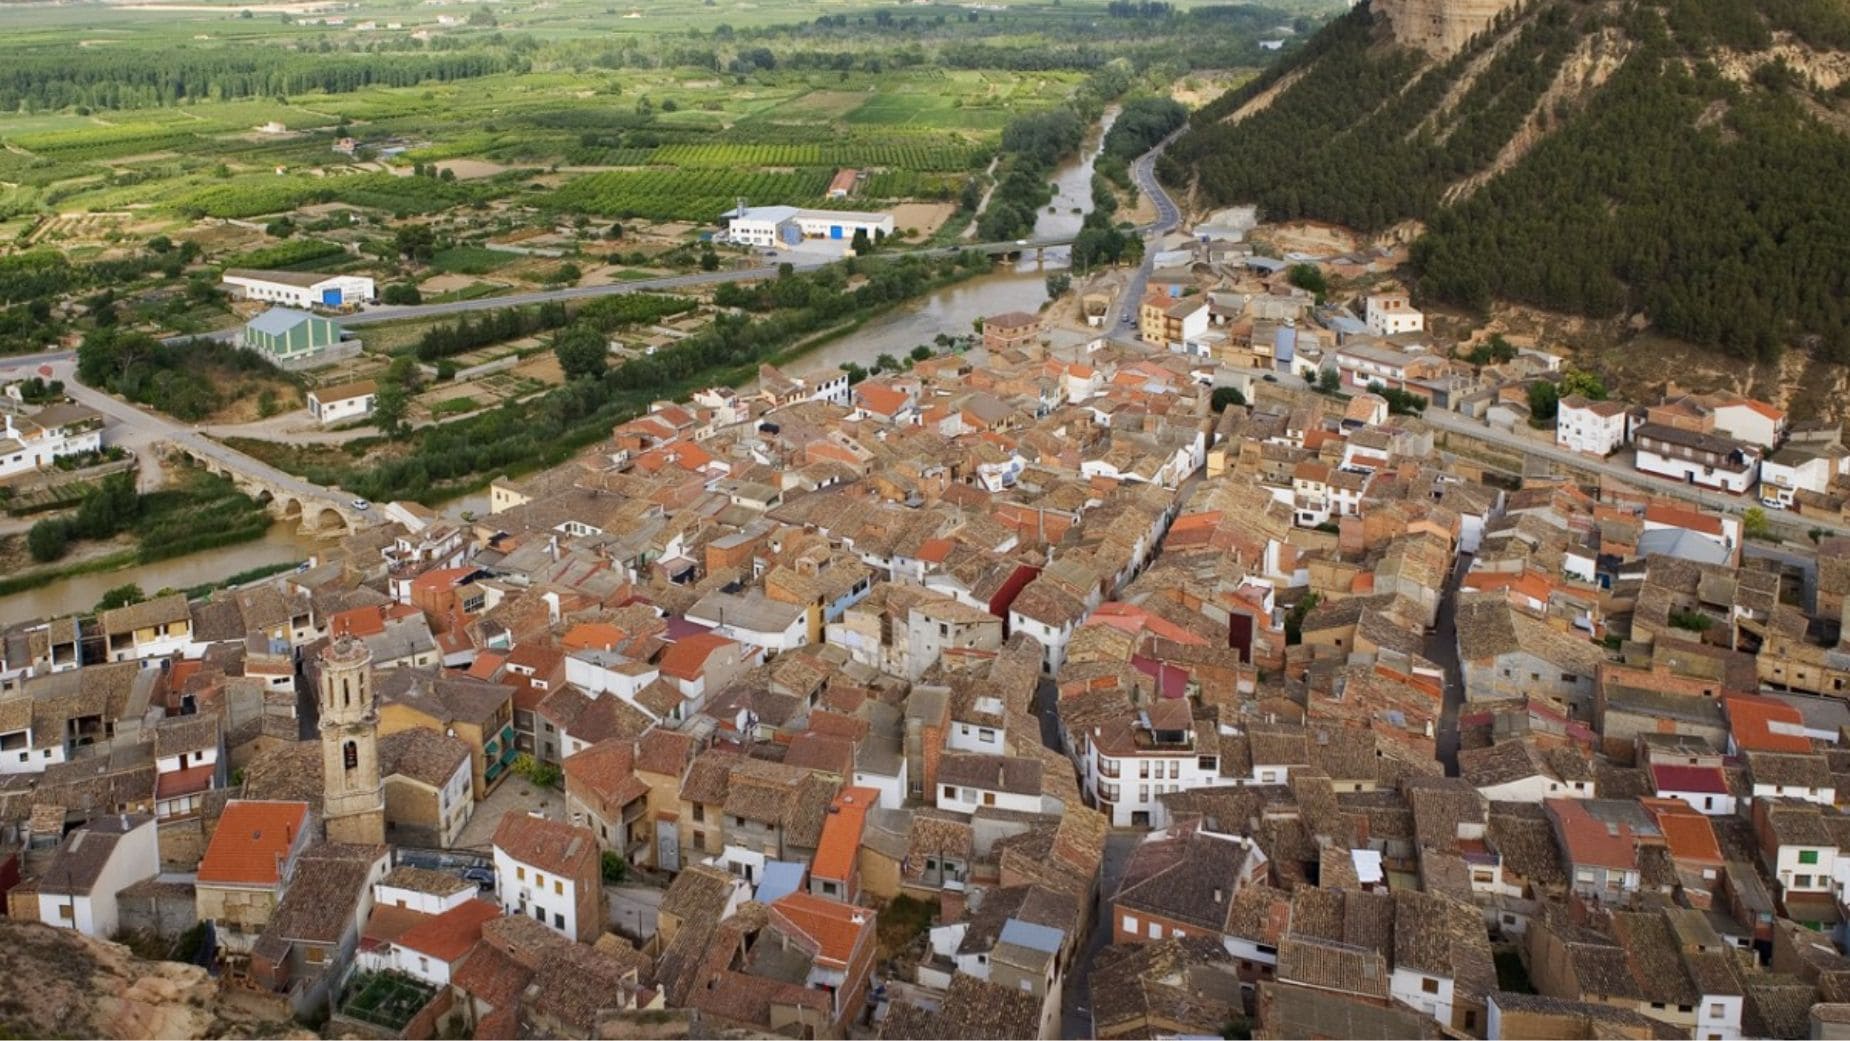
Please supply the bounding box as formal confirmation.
[935,753,1044,816]
[685,591,809,655]
[1649,764,1737,816]
[1632,424,1760,494]
[1081,704,1222,829]
[1709,398,1787,448]
[360,890,500,987]
[0,404,104,479]
[307,380,377,427]
[1364,293,1424,338]
[1758,442,1840,509]
[491,813,600,942]
[1555,396,1630,456]
[722,205,894,251]
[222,268,376,309]
[37,814,160,938]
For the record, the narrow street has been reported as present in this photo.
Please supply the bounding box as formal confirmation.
[1427,551,1473,776]
[1060,831,1139,1040]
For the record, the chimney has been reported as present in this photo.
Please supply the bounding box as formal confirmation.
[850,911,867,925]
[1213,888,1224,904]
[997,765,1005,788]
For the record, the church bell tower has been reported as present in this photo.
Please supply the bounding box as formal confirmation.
[318,637,386,846]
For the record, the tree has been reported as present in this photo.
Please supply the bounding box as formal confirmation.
[553,326,608,382]
[381,283,422,305]
[394,225,437,263]
[1045,272,1072,298]
[909,345,932,363]
[94,583,145,612]
[1316,368,1340,394]
[1211,386,1246,412]
[1528,380,1560,423]
[1287,263,1327,297]
[699,246,719,272]
[1742,506,1772,541]
[551,263,582,285]
[601,850,629,884]
[371,381,409,436]
[874,353,900,374]
[1560,369,1607,401]
[26,519,69,563]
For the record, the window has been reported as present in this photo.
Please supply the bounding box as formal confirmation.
[942,785,956,801]
[983,792,996,806]
[536,873,546,888]
[1421,978,1439,995]
[1148,922,1162,939]
[1794,874,1814,888]
[553,880,563,896]
[692,804,704,823]
[516,866,526,881]
[1800,849,1820,865]
[305,946,325,964]
[1709,1003,1725,1018]
[554,912,564,929]
[1121,914,1137,934]
[57,904,73,921]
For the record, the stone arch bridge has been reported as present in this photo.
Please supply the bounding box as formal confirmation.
[160,439,371,535]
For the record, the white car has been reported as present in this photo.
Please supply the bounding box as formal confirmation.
[1015,239,1028,246]
[351,499,371,511]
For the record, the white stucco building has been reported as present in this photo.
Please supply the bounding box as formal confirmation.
[1555,396,1630,456]
[1364,293,1424,337]
[222,268,376,310]
[0,404,104,480]
[723,205,895,250]
[37,814,160,938]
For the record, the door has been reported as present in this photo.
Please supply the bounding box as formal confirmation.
[321,287,342,307]
[657,820,680,872]
[830,225,844,240]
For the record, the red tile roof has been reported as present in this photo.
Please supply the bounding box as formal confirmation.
[1643,503,1724,537]
[197,800,309,886]
[811,787,877,883]
[1725,696,1812,753]
[492,813,598,879]
[769,891,873,968]
[1546,798,1637,872]
[398,898,503,963]
[1651,763,1729,795]
[155,763,216,800]
[658,632,736,682]
[1644,799,1723,865]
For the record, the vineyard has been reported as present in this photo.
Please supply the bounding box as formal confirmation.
[10,123,201,162]
[546,168,833,220]
[648,140,981,171]
[180,172,510,219]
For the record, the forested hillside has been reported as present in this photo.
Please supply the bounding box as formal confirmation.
[1162,0,1850,363]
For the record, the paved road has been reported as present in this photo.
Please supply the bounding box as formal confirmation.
[1427,551,1473,776]
[13,356,360,511]
[1062,831,1140,1039]
[1110,128,1187,341]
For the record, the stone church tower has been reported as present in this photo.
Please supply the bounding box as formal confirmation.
[318,637,386,846]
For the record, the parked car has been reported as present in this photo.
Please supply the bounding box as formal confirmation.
[351,498,371,511]
[461,866,495,890]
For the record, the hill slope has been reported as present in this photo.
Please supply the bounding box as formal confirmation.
[1162,0,1850,363]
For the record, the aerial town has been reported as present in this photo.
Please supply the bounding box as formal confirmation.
[2,0,1850,1038]
[10,193,1850,1040]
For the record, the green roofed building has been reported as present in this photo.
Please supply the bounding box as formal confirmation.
[241,307,358,371]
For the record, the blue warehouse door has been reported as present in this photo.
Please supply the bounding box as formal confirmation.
[322,287,342,306]
[830,225,843,239]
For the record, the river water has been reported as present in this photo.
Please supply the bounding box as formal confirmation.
[0,112,1119,622]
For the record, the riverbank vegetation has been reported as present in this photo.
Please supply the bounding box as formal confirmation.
[75,330,301,422]
[11,467,273,584]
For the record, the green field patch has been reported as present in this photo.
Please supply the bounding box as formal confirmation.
[430,246,515,275]
[545,167,832,221]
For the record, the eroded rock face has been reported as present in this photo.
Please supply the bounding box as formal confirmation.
[0,921,217,1039]
[1375,0,1524,57]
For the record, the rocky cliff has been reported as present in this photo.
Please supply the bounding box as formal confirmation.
[0,920,293,1039]
[1375,0,1524,56]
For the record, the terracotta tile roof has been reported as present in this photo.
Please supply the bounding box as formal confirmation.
[1644,799,1723,865]
[768,891,872,968]
[398,898,502,963]
[197,800,309,886]
[1725,696,1813,753]
[1651,763,1729,795]
[811,786,876,882]
[657,632,737,681]
[491,813,597,879]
